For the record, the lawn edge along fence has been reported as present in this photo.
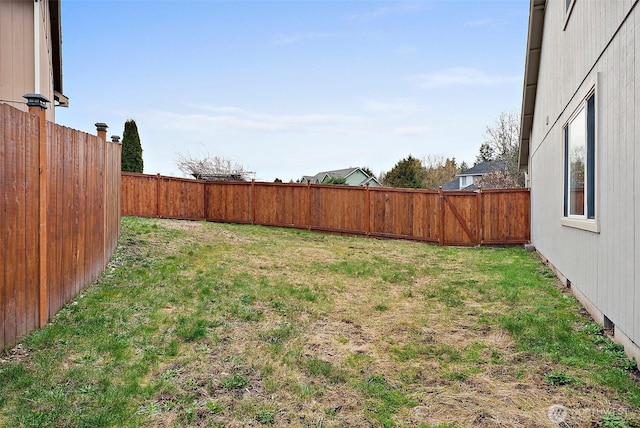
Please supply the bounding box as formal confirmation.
[1,103,121,350]
[122,173,529,247]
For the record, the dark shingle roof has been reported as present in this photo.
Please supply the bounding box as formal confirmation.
[441,178,460,190]
[459,160,506,176]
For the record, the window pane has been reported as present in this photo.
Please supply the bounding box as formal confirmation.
[568,107,586,216]
[586,93,595,218]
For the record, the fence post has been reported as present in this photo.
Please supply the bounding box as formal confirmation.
[95,123,108,269]
[25,94,49,328]
[365,184,370,237]
[111,135,122,242]
[250,180,256,224]
[477,188,483,245]
[156,173,161,218]
[203,180,208,221]
[438,187,444,246]
[307,181,312,231]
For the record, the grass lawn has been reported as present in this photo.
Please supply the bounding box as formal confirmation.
[1,217,640,427]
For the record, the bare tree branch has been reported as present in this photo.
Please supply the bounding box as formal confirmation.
[175,152,255,181]
[482,111,524,187]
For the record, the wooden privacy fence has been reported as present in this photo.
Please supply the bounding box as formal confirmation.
[122,173,530,246]
[1,102,121,350]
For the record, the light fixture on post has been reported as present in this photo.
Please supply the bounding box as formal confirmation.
[23,93,50,109]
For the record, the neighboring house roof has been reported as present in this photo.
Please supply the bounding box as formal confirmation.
[442,160,507,190]
[441,178,461,190]
[302,167,382,187]
[361,176,382,187]
[518,0,546,169]
[458,160,506,176]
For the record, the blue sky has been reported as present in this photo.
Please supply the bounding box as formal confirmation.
[56,0,529,182]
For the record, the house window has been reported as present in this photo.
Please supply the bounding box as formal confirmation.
[564,91,595,220]
[460,176,473,188]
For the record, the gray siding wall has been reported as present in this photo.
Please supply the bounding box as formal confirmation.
[529,0,639,343]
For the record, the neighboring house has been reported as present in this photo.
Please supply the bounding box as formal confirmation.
[301,167,382,187]
[0,0,68,121]
[441,160,506,190]
[519,0,640,360]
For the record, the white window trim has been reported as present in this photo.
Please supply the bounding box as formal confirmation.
[560,217,599,232]
[561,74,599,233]
[565,101,588,220]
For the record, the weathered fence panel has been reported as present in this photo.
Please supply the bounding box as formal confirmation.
[442,191,479,246]
[159,176,205,220]
[310,185,367,235]
[1,105,40,347]
[121,173,530,247]
[205,181,253,224]
[0,103,121,350]
[481,189,530,244]
[253,183,309,228]
[368,188,440,242]
[122,173,157,218]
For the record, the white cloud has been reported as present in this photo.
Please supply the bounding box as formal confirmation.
[414,67,520,89]
[148,105,365,134]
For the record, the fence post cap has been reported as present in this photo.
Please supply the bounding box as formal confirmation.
[95,123,108,132]
[23,93,49,109]
[110,135,121,143]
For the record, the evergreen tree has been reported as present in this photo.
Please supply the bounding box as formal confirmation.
[475,142,494,165]
[383,155,427,188]
[121,119,144,173]
[324,177,347,185]
[361,166,375,177]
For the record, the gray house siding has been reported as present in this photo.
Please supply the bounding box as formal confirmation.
[523,0,640,356]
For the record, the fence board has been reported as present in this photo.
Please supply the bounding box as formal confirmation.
[76,132,87,294]
[0,106,6,347]
[24,107,39,335]
[15,113,26,341]
[4,106,20,346]
[47,123,62,318]
[105,139,119,269]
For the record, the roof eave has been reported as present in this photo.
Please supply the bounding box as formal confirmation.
[518,0,546,170]
[49,0,68,106]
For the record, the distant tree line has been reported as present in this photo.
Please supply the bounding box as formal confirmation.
[381,111,523,189]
